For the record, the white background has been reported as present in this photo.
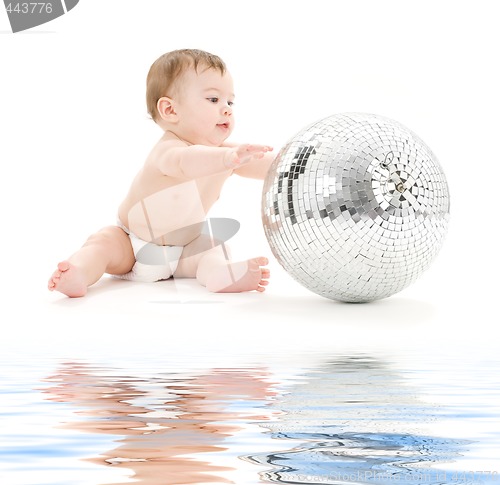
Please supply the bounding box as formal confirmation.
[1,0,499,352]
[1,0,500,479]
[1,1,499,346]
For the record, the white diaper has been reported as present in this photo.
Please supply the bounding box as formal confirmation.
[116,224,184,282]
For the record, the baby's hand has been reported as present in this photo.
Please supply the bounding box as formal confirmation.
[225,144,273,169]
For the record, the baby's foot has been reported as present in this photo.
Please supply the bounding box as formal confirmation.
[207,257,270,293]
[48,261,87,298]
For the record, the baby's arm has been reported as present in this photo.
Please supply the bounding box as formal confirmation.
[157,142,272,179]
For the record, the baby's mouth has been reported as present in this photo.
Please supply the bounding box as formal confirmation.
[217,123,229,129]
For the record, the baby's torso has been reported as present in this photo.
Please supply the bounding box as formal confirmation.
[118,161,231,247]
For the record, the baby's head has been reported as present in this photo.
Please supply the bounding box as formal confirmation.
[146,49,227,123]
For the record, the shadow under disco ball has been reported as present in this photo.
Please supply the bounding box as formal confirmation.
[262,113,450,303]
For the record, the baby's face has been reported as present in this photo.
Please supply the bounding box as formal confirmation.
[173,66,235,146]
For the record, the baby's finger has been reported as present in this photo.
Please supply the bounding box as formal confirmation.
[247,144,272,153]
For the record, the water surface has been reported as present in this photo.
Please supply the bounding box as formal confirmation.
[1,351,499,485]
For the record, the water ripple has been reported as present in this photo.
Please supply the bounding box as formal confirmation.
[1,353,499,484]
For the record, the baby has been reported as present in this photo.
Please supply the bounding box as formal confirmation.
[48,49,273,297]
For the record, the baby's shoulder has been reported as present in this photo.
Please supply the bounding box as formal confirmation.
[147,137,188,166]
[144,136,189,177]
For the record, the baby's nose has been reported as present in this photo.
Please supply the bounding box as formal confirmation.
[222,103,233,115]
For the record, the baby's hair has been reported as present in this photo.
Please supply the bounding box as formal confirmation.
[146,49,227,122]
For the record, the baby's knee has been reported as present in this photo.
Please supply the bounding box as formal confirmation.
[86,226,128,249]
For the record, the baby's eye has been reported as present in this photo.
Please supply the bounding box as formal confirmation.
[207,97,219,103]
[228,101,234,107]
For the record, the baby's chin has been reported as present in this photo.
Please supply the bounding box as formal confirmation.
[215,124,233,140]
[167,127,232,147]
[207,132,233,147]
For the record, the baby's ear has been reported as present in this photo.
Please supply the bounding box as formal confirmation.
[157,97,177,122]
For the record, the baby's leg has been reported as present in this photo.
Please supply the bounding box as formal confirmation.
[48,226,135,297]
[199,253,270,293]
[174,234,270,293]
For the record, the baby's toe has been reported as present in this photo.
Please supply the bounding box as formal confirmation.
[57,261,70,272]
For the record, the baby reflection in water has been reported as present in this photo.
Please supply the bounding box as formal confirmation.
[43,363,276,485]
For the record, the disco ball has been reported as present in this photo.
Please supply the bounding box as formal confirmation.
[262,113,450,302]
